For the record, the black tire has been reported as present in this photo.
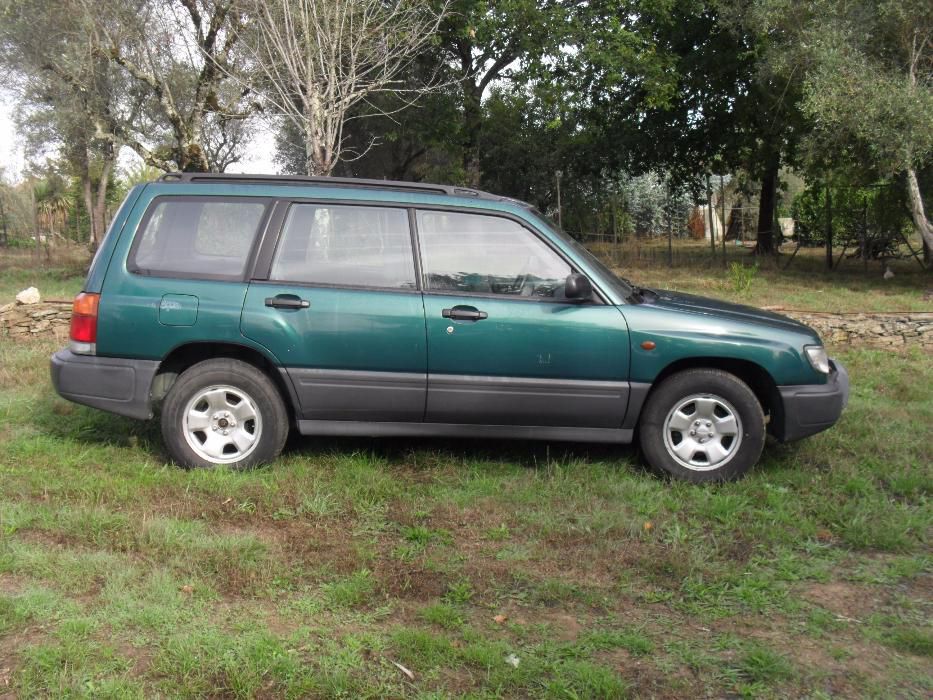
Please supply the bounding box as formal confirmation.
[161,358,289,469]
[638,369,765,483]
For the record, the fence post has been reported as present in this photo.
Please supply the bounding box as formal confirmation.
[706,175,716,264]
[720,174,727,268]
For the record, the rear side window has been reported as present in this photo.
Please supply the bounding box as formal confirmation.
[131,197,268,279]
[269,204,416,289]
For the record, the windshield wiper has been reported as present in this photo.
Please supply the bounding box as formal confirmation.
[618,276,657,304]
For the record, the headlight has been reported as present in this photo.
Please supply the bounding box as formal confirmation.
[804,345,830,374]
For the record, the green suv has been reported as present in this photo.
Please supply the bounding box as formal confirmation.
[51,173,848,482]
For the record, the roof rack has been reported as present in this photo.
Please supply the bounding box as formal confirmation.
[158,172,505,202]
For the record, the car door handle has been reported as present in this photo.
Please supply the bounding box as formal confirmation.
[265,295,310,309]
[442,307,488,321]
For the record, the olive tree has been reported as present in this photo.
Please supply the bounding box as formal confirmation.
[87,0,255,172]
[797,0,933,250]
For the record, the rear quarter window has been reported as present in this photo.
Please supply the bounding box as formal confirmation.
[131,197,269,279]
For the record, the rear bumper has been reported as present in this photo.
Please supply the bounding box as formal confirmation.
[775,359,850,442]
[50,349,160,420]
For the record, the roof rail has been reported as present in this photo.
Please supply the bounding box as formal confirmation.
[158,172,503,201]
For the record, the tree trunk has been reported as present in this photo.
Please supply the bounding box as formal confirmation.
[705,176,716,262]
[91,158,113,251]
[906,167,933,252]
[179,143,210,172]
[30,186,40,261]
[81,175,97,248]
[754,157,780,255]
[0,194,8,246]
[462,84,483,188]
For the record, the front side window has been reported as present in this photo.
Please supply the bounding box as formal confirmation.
[417,210,571,297]
[270,204,416,289]
[132,197,268,278]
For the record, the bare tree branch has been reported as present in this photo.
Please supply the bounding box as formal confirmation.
[237,0,449,176]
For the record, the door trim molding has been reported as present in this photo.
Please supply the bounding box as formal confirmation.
[287,368,426,421]
[425,373,629,428]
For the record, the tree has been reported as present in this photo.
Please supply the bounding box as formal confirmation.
[437,0,566,186]
[88,0,254,172]
[562,0,809,254]
[241,0,447,177]
[0,0,124,248]
[798,0,933,251]
[273,52,463,181]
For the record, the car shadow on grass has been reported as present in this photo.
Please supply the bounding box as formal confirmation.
[285,431,645,471]
[39,396,796,480]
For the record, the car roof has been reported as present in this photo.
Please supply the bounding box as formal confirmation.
[158,172,533,210]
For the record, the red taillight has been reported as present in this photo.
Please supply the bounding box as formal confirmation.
[70,292,100,343]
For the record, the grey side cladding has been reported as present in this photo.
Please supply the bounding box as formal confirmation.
[622,382,652,430]
[286,368,426,421]
[426,374,629,428]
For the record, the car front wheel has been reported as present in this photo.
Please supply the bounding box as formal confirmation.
[638,369,765,483]
[161,358,289,469]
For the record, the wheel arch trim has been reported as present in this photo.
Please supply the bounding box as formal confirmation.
[625,356,781,433]
[151,340,299,420]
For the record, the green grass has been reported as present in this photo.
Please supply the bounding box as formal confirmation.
[591,240,932,312]
[0,258,931,697]
[0,248,87,300]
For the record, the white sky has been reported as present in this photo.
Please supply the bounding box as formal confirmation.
[0,92,278,182]
[0,96,26,181]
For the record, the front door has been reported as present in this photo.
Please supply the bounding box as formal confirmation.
[241,202,427,422]
[416,209,630,428]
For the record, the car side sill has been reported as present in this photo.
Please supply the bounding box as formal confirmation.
[296,420,634,444]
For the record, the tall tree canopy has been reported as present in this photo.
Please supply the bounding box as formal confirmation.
[796,0,933,249]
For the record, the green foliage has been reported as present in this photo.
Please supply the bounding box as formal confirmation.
[799,0,933,176]
[734,642,795,684]
[792,179,912,255]
[727,262,758,293]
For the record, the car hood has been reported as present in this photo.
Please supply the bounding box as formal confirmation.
[645,289,817,336]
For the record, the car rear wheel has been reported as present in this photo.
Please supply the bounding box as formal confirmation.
[639,369,765,483]
[161,358,289,469]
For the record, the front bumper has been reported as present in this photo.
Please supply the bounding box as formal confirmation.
[50,349,160,420]
[774,359,850,442]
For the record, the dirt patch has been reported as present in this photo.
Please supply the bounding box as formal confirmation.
[800,582,878,620]
[0,573,28,596]
[0,626,49,699]
[601,648,703,700]
[375,558,449,600]
[277,523,362,577]
[719,614,902,694]
[537,611,584,640]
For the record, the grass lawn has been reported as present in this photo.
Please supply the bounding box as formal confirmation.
[0,249,931,698]
[591,240,932,313]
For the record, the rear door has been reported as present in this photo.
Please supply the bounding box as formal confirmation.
[240,201,427,422]
[97,194,271,360]
[416,209,630,428]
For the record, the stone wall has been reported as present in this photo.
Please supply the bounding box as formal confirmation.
[766,310,933,349]
[0,300,72,340]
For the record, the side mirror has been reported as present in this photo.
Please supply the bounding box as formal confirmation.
[565,273,593,301]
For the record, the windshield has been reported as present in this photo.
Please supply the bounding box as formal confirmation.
[528,209,635,301]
